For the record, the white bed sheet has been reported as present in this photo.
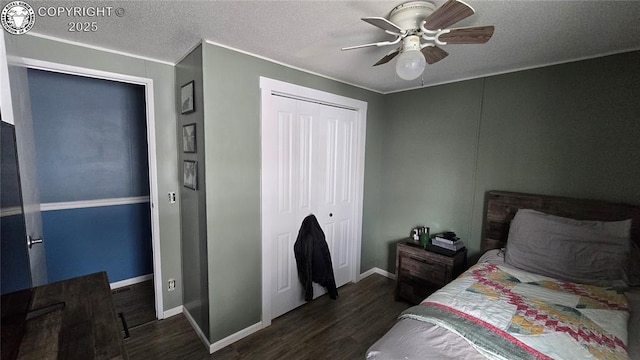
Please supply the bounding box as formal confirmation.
[366,249,640,360]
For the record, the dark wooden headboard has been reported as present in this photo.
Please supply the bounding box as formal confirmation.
[482,190,640,252]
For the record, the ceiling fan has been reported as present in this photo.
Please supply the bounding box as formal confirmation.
[342,0,495,80]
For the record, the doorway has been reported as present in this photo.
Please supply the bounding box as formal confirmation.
[27,68,156,327]
[28,68,152,282]
[260,77,368,326]
[7,57,163,320]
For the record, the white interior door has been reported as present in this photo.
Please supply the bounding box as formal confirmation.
[7,63,47,286]
[264,94,357,320]
[266,95,312,318]
[315,105,357,289]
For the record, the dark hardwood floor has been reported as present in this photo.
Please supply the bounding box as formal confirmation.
[112,279,156,330]
[124,274,410,360]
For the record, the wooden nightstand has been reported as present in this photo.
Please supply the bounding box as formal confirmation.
[395,241,467,304]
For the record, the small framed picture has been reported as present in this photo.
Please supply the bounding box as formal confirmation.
[183,160,197,190]
[183,123,196,153]
[181,81,195,114]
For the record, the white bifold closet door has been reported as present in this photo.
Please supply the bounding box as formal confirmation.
[264,95,357,319]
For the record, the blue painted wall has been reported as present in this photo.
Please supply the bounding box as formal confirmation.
[28,69,149,202]
[27,69,152,283]
[42,204,152,283]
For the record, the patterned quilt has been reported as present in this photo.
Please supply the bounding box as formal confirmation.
[400,263,629,360]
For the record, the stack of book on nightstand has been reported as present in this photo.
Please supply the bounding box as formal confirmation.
[426,232,466,256]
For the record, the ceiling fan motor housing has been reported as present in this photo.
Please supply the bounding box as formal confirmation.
[389,1,436,31]
[402,35,422,52]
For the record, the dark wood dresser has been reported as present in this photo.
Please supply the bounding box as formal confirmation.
[395,242,467,304]
[2,272,128,360]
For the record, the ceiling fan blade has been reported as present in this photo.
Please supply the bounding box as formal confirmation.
[362,17,404,34]
[373,49,400,66]
[423,0,474,30]
[421,46,449,64]
[439,26,495,44]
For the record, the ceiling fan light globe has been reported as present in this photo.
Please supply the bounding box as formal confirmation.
[395,50,426,80]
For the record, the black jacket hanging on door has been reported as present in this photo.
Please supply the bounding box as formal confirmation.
[294,214,338,301]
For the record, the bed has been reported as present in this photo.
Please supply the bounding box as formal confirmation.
[367,191,640,360]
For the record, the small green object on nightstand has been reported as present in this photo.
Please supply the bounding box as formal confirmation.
[420,226,430,247]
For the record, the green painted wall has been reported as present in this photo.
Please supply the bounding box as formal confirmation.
[201,43,385,342]
[380,51,640,267]
[176,44,209,336]
[380,80,484,270]
[469,51,640,256]
[5,35,183,311]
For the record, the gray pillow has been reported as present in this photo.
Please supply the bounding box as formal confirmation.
[504,209,632,286]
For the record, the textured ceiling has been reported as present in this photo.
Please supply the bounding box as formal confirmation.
[24,0,640,93]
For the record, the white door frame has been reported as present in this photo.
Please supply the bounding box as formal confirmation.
[0,34,14,124]
[6,56,164,319]
[259,77,367,327]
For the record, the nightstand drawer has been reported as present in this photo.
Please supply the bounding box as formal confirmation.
[395,242,468,304]
[403,256,445,285]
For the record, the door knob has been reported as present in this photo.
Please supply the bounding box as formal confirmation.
[27,235,43,249]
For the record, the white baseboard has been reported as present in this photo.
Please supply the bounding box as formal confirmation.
[209,322,263,353]
[183,307,212,351]
[163,305,183,319]
[183,307,264,354]
[359,268,377,279]
[110,274,153,289]
[360,267,396,281]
